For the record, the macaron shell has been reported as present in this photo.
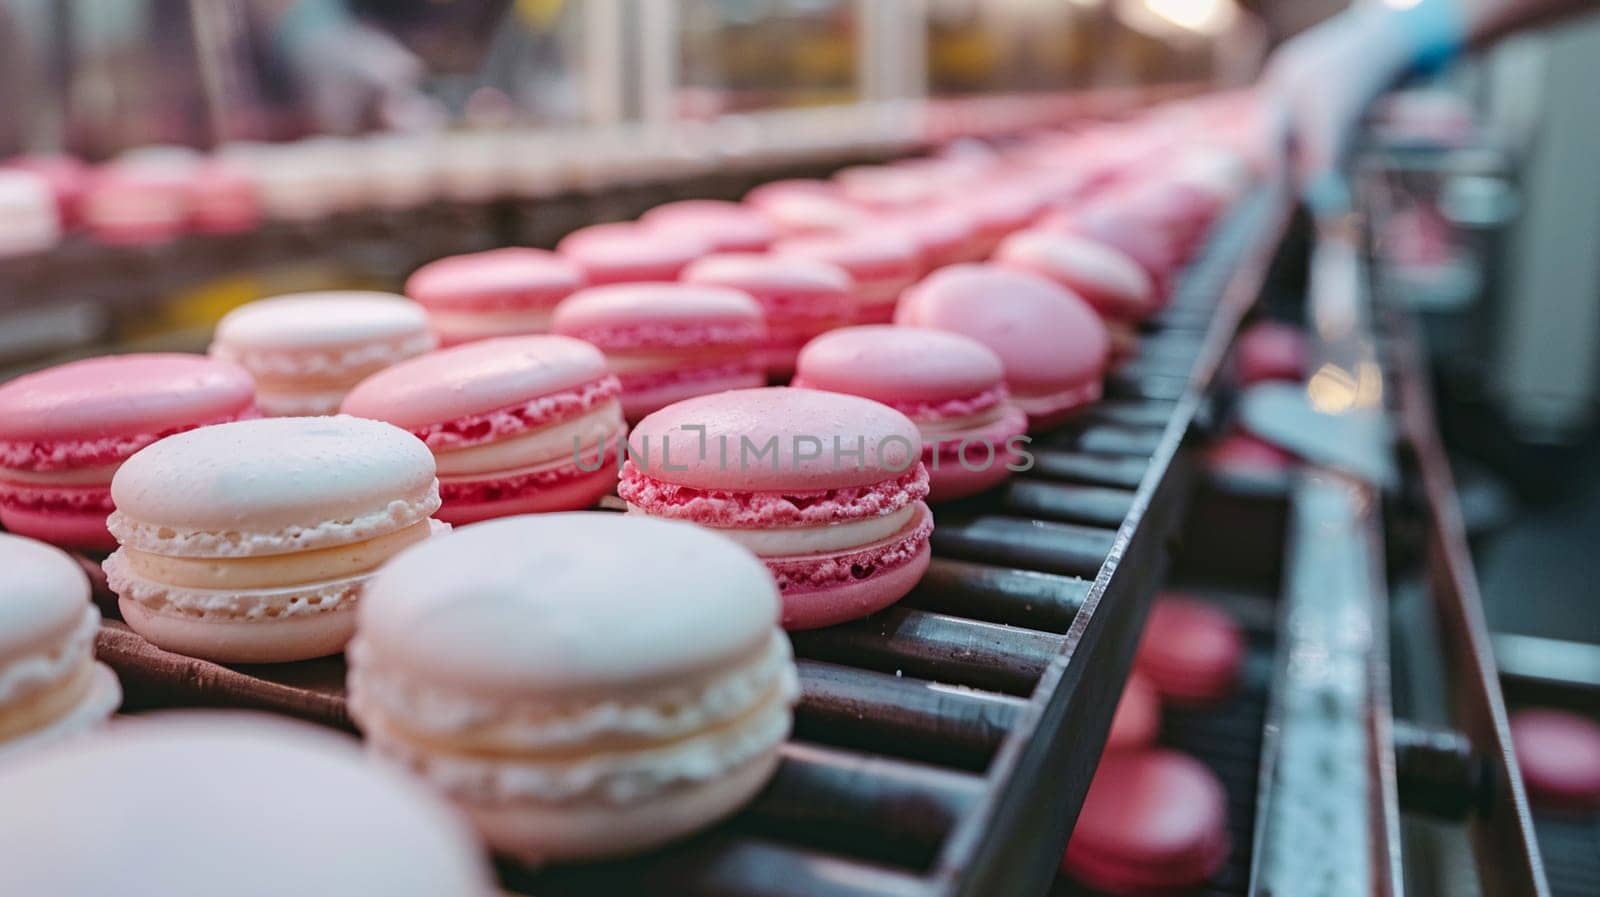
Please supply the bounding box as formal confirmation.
[778,537,931,630]
[213,292,430,350]
[993,230,1156,322]
[896,264,1109,398]
[1106,672,1161,751]
[625,387,923,492]
[1135,596,1245,704]
[1062,749,1231,892]
[357,513,781,696]
[435,462,620,525]
[0,534,91,663]
[108,416,438,555]
[341,335,611,431]
[0,715,497,897]
[551,283,766,338]
[405,248,586,312]
[0,504,118,553]
[640,200,776,253]
[0,354,255,451]
[556,223,709,284]
[794,325,1005,405]
[1510,708,1600,811]
[0,663,121,762]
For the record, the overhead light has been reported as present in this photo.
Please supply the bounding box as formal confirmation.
[1115,0,1238,37]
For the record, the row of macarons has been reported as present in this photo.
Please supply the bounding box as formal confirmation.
[0,91,1261,257]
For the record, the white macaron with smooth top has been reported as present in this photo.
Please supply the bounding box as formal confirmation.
[103,416,446,664]
[348,512,798,864]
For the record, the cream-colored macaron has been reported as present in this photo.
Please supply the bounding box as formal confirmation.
[103,416,446,663]
[210,292,436,416]
[0,533,120,758]
[348,512,798,864]
[0,713,497,896]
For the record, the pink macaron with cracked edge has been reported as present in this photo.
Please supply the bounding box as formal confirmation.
[348,513,798,863]
[341,336,626,524]
[103,416,446,664]
[620,387,933,630]
[793,326,1027,502]
[210,292,437,416]
[993,229,1158,364]
[556,221,710,285]
[404,248,587,346]
[1062,749,1231,894]
[553,283,767,421]
[1509,708,1600,811]
[0,534,120,759]
[641,199,777,253]
[774,231,921,324]
[896,264,1109,430]
[1135,595,1246,704]
[0,713,498,897]
[0,354,257,551]
[682,253,857,378]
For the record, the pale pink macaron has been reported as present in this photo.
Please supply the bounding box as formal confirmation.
[681,253,857,378]
[0,354,257,551]
[341,336,627,524]
[897,264,1110,429]
[2,155,88,229]
[553,283,767,421]
[993,229,1157,363]
[875,205,985,272]
[103,415,446,663]
[774,231,921,324]
[958,182,1047,257]
[556,221,710,285]
[404,248,587,346]
[210,291,437,416]
[746,181,870,237]
[0,169,63,256]
[640,199,777,253]
[0,533,120,759]
[620,387,933,630]
[793,326,1028,501]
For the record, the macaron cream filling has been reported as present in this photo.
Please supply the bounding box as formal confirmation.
[115,519,435,591]
[641,502,920,557]
[432,401,624,479]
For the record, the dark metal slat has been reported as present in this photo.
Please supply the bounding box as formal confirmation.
[790,607,1063,697]
[1027,449,1149,490]
[903,558,1089,633]
[999,480,1135,529]
[795,659,1023,769]
[517,836,932,897]
[930,515,1116,578]
[1069,399,1178,430]
[741,742,986,869]
[1036,424,1166,456]
[1104,371,1188,402]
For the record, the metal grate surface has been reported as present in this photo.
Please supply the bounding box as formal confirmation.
[1536,816,1600,897]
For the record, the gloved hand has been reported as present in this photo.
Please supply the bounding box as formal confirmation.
[272,0,443,133]
[1261,0,1466,212]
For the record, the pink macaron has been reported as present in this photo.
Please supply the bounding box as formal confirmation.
[1135,595,1246,704]
[1062,749,1231,894]
[745,180,868,236]
[553,283,767,421]
[80,161,192,247]
[619,387,933,630]
[896,264,1109,429]
[875,205,985,272]
[187,160,261,235]
[793,326,1028,501]
[958,182,1046,257]
[1106,671,1161,752]
[404,248,588,346]
[556,222,710,285]
[0,354,257,551]
[774,231,921,324]
[993,229,1158,365]
[3,155,87,230]
[1509,708,1600,812]
[681,253,857,378]
[342,336,627,525]
[640,200,776,253]
[1235,321,1308,385]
